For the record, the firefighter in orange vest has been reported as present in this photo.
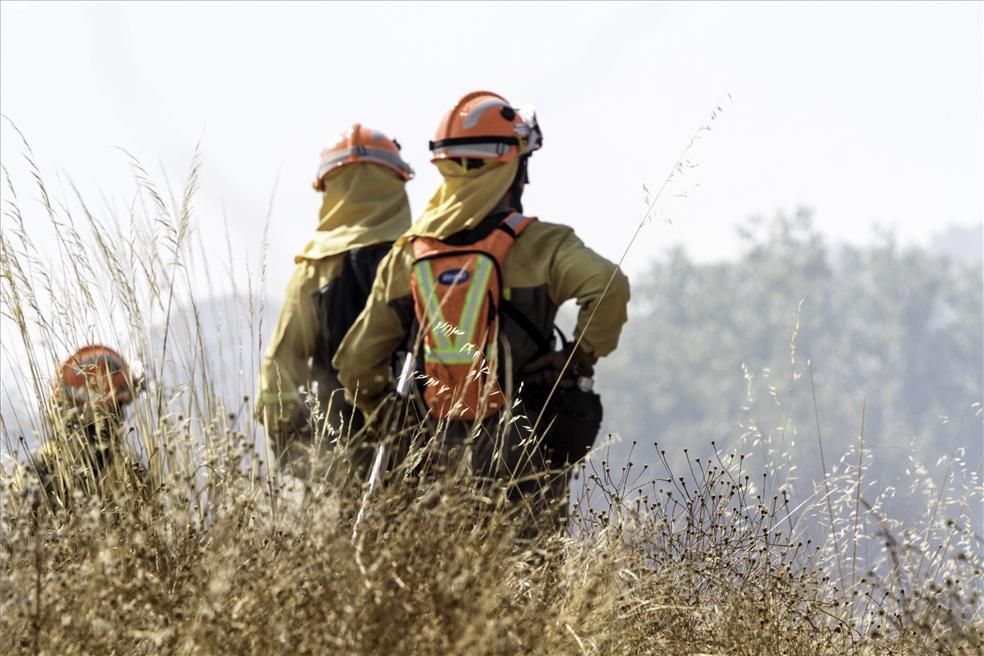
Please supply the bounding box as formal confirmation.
[333,92,630,520]
[257,124,414,476]
[13,345,147,508]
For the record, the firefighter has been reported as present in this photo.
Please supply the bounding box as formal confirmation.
[257,124,413,476]
[14,344,146,509]
[333,91,630,528]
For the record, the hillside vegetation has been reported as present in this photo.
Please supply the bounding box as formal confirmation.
[1,148,981,654]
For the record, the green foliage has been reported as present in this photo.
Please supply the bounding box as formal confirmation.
[600,210,983,506]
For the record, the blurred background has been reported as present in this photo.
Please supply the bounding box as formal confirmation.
[2,2,981,528]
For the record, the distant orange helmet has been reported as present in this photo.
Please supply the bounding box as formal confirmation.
[429,91,543,164]
[55,345,142,411]
[313,123,414,191]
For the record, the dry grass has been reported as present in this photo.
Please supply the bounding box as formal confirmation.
[2,431,980,655]
[1,134,981,655]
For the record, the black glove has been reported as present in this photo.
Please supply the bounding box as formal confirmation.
[520,345,594,391]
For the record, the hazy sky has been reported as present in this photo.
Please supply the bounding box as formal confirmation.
[1,1,981,296]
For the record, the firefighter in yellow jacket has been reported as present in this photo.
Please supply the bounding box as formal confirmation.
[333,92,630,518]
[12,345,147,509]
[257,125,413,474]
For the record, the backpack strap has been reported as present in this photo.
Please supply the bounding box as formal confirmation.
[500,299,572,359]
[497,212,536,238]
[500,299,550,354]
[495,212,552,356]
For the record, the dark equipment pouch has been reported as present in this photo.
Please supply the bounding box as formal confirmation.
[501,300,604,466]
[527,384,603,468]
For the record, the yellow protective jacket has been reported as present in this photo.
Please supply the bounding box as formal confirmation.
[333,217,631,412]
[257,164,411,438]
[258,255,347,418]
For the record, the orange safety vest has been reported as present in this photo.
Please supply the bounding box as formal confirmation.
[410,212,536,420]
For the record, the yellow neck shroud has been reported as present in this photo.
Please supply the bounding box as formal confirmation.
[296,164,411,263]
[400,158,519,244]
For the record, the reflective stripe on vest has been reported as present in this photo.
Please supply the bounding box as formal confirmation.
[414,255,494,363]
[410,211,537,419]
[503,212,528,232]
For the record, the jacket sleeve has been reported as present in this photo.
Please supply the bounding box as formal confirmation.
[547,229,631,363]
[333,247,413,411]
[257,262,322,420]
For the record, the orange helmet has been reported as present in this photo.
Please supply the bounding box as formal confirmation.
[55,345,142,411]
[429,91,543,164]
[313,123,414,191]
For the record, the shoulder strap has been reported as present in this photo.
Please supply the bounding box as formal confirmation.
[497,212,536,238]
[500,300,549,354]
[495,213,552,355]
[500,300,571,357]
